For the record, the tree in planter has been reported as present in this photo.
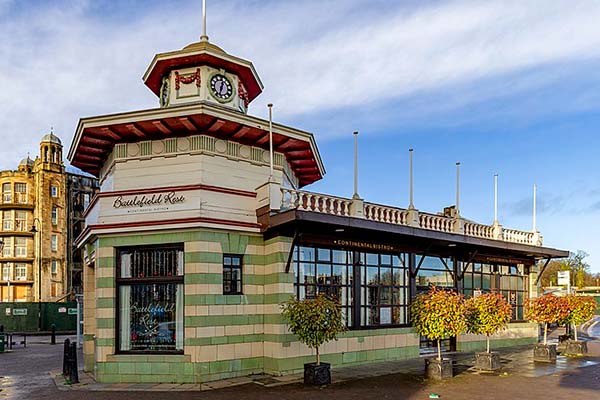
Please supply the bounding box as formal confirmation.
[465,293,512,353]
[281,294,346,384]
[410,286,467,362]
[561,295,596,342]
[525,294,569,345]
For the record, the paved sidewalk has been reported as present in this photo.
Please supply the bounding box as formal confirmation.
[52,339,600,392]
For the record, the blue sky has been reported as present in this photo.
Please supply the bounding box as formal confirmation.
[1,0,600,271]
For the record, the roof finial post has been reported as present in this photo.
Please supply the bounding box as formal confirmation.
[200,0,209,42]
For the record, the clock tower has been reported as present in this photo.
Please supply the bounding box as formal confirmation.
[143,27,263,114]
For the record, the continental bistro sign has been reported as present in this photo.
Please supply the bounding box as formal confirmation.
[112,191,186,214]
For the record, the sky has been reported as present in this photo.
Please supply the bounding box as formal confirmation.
[1,0,600,272]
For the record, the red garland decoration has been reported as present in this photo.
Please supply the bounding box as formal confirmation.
[238,81,249,108]
[175,68,201,90]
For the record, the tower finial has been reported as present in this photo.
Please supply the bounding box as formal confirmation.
[200,0,209,42]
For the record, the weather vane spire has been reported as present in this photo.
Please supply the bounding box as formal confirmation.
[200,0,209,42]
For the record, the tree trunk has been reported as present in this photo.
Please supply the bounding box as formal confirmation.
[486,334,490,353]
[437,339,442,361]
[543,322,547,345]
[573,323,578,341]
[316,347,320,366]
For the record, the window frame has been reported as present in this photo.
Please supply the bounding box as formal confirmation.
[223,254,243,295]
[51,235,58,252]
[115,244,185,355]
[292,245,410,330]
[51,207,58,225]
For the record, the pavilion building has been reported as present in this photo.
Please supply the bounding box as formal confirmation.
[68,26,568,383]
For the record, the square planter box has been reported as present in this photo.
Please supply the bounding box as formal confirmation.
[564,340,587,356]
[425,358,453,380]
[533,344,557,363]
[304,362,331,385]
[475,351,501,371]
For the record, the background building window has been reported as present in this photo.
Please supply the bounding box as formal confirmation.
[15,264,27,281]
[2,211,12,231]
[14,211,26,232]
[83,193,90,210]
[51,207,58,225]
[51,260,58,275]
[223,255,243,295]
[2,263,10,281]
[51,235,58,252]
[117,246,184,353]
[15,237,27,257]
[14,183,27,204]
[50,185,58,197]
[1,237,12,257]
[2,183,11,203]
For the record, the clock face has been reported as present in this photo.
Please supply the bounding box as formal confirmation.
[160,77,169,107]
[209,74,234,102]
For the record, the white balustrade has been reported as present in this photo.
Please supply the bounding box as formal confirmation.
[502,228,535,245]
[278,188,538,246]
[419,213,455,233]
[364,203,408,225]
[280,188,351,216]
[463,222,494,239]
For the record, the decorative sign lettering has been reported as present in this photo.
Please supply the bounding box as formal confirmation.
[509,291,517,305]
[13,308,27,316]
[5,308,11,316]
[58,307,67,313]
[332,239,396,252]
[130,300,177,350]
[112,192,186,214]
[68,308,78,315]
[473,290,482,297]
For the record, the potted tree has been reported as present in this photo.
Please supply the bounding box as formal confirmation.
[525,294,569,363]
[410,286,467,380]
[562,295,596,356]
[465,293,512,371]
[281,294,346,385]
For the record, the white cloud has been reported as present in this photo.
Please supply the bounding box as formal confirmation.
[1,0,600,169]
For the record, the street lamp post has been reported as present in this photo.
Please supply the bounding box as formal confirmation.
[30,218,42,331]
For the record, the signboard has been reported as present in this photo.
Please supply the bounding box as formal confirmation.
[5,308,11,316]
[111,191,186,215]
[558,271,570,286]
[58,307,67,313]
[13,308,27,316]
[473,290,482,297]
[68,308,78,315]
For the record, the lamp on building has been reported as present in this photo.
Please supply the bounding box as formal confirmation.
[30,218,42,331]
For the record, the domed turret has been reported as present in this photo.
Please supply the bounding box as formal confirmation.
[40,131,63,165]
[19,156,35,167]
[41,132,62,145]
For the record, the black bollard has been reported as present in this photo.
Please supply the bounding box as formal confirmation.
[69,342,79,384]
[0,324,4,333]
[51,324,56,345]
[63,338,71,376]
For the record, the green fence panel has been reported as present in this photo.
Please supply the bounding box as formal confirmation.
[0,302,77,333]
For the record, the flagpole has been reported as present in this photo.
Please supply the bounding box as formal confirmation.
[268,103,274,180]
